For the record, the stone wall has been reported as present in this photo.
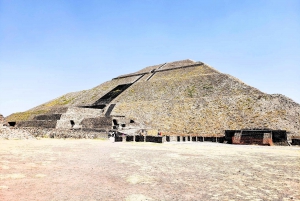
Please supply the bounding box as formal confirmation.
[0,127,36,139]
[33,114,62,120]
[81,117,112,130]
[47,107,68,114]
[16,120,57,128]
[56,107,104,129]
[0,127,108,139]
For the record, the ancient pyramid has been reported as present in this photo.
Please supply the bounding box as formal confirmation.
[6,59,300,142]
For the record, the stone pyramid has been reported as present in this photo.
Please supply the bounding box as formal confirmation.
[6,59,300,139]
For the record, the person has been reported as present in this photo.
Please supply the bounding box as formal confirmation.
[109,132,115,143]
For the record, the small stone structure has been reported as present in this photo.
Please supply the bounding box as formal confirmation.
[225,129,287,146]
[0,114,8,129]
[0,114,5,127]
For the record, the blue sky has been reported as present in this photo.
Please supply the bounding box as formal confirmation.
[0,0,299,117]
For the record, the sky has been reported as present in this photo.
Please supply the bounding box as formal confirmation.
[0,0,299,117]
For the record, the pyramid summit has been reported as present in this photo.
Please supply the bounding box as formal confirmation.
[5,59,300,144]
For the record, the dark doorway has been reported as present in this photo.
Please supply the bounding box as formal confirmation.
[272,130,287,144]
[204,137,214,142]
[135,135,144,142]
[126,136,134,142]
[70,120,75,128]
[225,130,238,144]
[115,136,123,142]
[8,122,16,127]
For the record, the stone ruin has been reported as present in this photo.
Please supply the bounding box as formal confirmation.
[4,59,300,145]
[0,114,5,127]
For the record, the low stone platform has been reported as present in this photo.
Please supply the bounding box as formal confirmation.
[0,128,108,139]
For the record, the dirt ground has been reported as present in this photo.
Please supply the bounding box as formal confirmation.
[0,139,299,201]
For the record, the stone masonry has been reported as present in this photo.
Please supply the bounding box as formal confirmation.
[5,59,300,141]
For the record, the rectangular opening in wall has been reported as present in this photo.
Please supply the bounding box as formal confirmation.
[126,136,134,142]
[8,122,16,127]
[115,136,123,142]
[217,137,225,143]
[272,130,287,143]
[225,130,239,144]
[292,138,300,145]
[204,137,214,142]
[135,135,144,142]
[70,120,75,128]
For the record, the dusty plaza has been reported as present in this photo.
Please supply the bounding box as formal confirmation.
[1,0,300,200]
[0,139,299,201]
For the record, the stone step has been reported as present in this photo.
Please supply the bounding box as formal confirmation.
[17,120,57,128]
[64,107,103,116]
